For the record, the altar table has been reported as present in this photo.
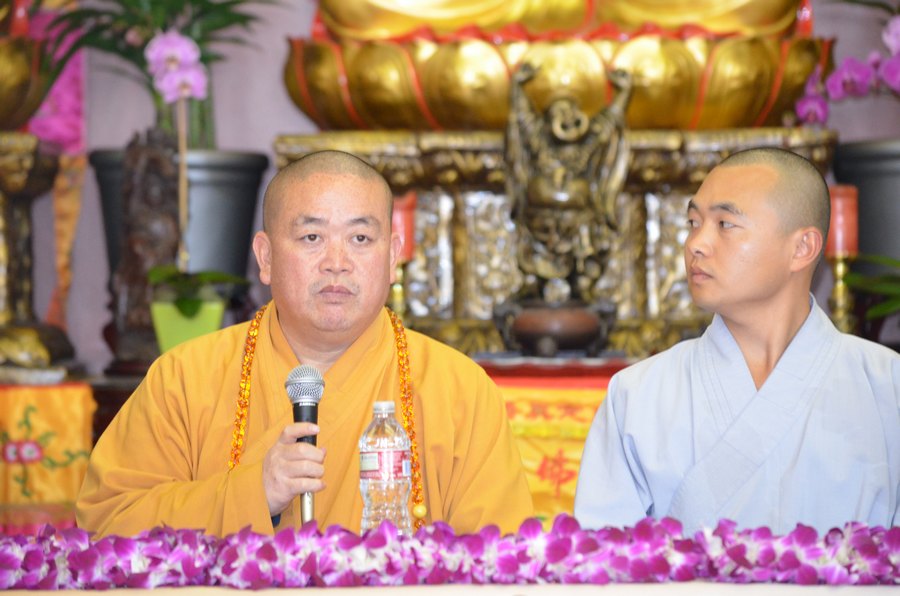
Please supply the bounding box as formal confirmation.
[0,382,95,533]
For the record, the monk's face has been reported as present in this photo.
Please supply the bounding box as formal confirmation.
[684,163,797,319]
[254,171,400,347]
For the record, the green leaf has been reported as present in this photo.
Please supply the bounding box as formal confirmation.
[148,264,181,285]
[846,274,900,295]
[191,270,249,285]
[855,253,900,270]
[149,264,249,318]
[174,296,204,318]
[865,297,900,320]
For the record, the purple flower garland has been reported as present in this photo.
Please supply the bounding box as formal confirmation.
[2,515,898,589]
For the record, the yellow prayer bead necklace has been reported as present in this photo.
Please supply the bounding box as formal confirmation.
[387,308,427,531]
[228,304,266,470]
[228,305,427,531]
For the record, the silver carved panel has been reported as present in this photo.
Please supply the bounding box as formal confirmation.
[406,190,454,319]
[460,190,521,320]
[592,190,646,321]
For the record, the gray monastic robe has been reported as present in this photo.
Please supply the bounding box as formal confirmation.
[575,298,900,534]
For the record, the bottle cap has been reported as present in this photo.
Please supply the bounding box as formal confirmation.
[373,401,395,414]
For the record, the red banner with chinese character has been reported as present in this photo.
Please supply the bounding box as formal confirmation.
[496,375,609,529]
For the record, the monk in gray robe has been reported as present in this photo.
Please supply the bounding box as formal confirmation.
[575,147,899,535]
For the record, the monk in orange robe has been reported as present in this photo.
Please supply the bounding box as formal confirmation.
[77,151,534,538]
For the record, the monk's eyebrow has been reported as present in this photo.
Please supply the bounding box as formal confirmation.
[290,215,383,230]
[291,215,325,230]
[712,202,744,216]
[686,199,744,217]
[346,216,381,229]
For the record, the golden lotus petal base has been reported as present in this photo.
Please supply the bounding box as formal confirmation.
[285,32,831,131]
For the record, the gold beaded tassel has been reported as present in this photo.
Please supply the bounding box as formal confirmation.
[388,309,427,530]
[229,305,267,469]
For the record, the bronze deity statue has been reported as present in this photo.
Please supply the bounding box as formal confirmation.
[507,62,632,305]
[495,62,632,356]
[106,129,180,371]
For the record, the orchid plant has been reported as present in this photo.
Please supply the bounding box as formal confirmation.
[147,29,205,273]
[142,29,248,317]
[48,0,267,149]
[796,3,900,124]
[794,3,900,325]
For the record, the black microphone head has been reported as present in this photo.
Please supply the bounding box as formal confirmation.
[285,364,325,406]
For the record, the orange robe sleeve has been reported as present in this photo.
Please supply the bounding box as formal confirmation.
[76,307,294,538]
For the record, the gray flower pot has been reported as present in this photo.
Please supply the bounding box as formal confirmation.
[90,148,269,278]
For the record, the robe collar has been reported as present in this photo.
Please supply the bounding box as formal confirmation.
[262,302,394,406]
[704,294,836,398]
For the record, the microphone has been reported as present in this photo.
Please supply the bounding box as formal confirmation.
[285,364,325,525]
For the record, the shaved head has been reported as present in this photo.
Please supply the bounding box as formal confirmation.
[716,147,830,247]
[263,150,393,232]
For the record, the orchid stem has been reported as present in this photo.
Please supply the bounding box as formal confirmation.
[176,96,190,273]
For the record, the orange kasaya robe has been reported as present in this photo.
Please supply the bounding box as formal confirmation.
[77,304,534,538]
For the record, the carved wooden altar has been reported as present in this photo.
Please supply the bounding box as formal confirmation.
[275,127,837,357]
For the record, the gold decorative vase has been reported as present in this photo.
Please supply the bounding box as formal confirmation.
[0,36,53,131]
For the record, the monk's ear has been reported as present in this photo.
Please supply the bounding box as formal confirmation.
[252,231,273,285]
[790,226,823,272]
[388,231,401,284]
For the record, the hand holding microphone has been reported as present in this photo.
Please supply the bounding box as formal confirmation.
[284,365,325,525]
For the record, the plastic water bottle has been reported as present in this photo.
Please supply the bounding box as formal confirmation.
[359,401,412,535]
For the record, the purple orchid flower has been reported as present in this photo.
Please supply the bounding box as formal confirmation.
[3,516,900,588]
[882,15,900,57]
[794,66,828,125]
[879,53,900,94]
[154,63,209,103]
[804,66,823,95]
[826,56,877,100]
[795,14,900,124]
[145,30,202,78]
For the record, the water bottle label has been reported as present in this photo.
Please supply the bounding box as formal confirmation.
[360,449,411,480]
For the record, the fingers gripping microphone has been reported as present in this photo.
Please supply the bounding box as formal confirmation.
[285,365,325,525]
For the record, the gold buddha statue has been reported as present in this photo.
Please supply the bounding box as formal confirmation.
[318,0,804,40]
